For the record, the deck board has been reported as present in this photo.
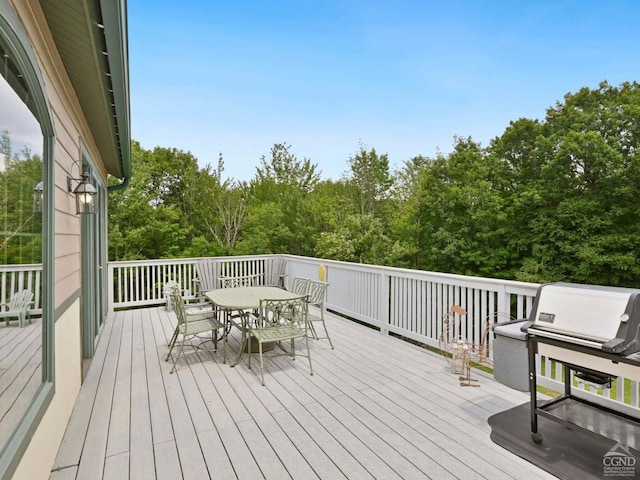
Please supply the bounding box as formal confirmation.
[51,306,556,480]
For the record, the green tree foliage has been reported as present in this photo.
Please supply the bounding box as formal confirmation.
[109,141,196,259]
[403,138,513,277]
[314,144,400,265]
[0,130,42,264]
[315,213,403,264]
[246,143,321,255]
[344,143,393,216]
[109,82,640,287]
[255,142,320,192]
[492,81,640,286]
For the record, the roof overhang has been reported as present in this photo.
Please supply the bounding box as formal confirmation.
[39,0,130,180]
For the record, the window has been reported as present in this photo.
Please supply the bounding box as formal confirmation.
[0,7,54,477]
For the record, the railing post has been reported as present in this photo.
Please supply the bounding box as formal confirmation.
[379,272,390,335]
[107,263,115,312]
[497,282,509,319]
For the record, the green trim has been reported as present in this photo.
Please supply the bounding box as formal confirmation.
[100,0,131,181]
[0,383,54,480]
[55,289,81,321]
[0,4,55,480]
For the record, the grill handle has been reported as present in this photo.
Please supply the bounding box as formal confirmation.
[602,337,629,354]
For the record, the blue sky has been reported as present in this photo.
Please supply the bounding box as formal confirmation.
[128,1,640,182]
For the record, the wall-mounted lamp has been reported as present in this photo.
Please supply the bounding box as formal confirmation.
[33,180,43,213]
[67,171,97,214]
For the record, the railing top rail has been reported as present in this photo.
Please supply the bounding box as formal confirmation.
[283,254,540,292]
[108,254,284,268]
[0,264,42,272]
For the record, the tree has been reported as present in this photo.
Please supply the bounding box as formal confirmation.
[0,134,42,264]
[108,141,197,259]
[506,82,640,285]
[247,143,322,255]
[344,143,394,217]
[409,137,515,277]
[254,142,320,192]
[388,155,431,269]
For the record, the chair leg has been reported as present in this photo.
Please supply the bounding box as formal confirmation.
[170,334,188,374]
[258,341,265,386]
[304,334,313,376]
[320,319,334,349]
[223,327,227,363]
[166,326,179,361]
[308,321,319,339]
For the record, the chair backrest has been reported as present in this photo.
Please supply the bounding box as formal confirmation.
[195,259,219,293]
[219,274,257,288]
[166,284,187,324]
[258,295,308,328]
[263,256,286,287]
[290,277,310,296]
[306,279,328,308]
[8,290,33,311]
[164,280,180,296]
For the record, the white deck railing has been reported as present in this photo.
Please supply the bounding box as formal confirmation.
[107,254,640,413]
[106,255,280,310]
[0,263,42,316]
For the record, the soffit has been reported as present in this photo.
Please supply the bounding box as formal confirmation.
[39,0,130,179]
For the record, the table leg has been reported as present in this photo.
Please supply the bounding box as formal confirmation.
[230,311,250,367]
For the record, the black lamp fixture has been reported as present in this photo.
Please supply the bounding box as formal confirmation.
[33,180,43,213]
[67,171,97,214]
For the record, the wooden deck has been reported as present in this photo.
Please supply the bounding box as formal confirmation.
[49,306,555,480]
[0,317,42,450]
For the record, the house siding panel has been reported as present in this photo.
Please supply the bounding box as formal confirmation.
[6,1,112,478]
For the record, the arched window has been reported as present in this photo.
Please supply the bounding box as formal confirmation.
[0,6,54,477]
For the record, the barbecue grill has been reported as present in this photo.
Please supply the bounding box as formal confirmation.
[523,282,640,447]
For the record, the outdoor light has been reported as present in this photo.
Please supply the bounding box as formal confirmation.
[33,180,43,212]
[67,171,97,214]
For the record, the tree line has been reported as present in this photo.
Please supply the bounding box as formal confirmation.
[0,130,42,265]
[109,81,640,288]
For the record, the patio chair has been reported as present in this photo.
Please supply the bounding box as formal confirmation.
[290,276,310,295]
[165,284,225,373]
[247,294,313,386]
[218,274,259,288]
[192,258,219,299]
[0,290,34,327]
[163,280,185,311]
[305,279,334,349]
[263,256,287,288]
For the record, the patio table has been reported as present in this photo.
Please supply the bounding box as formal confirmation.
[205,286,302,366]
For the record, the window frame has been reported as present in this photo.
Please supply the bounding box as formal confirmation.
[0,5,55,480]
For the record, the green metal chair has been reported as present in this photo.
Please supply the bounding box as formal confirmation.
[165,285,225,373]
[247,294,313,386]
[218,274,259,288]
[0,290,34,327]
[290,276,310,296]
[305,279,334,349]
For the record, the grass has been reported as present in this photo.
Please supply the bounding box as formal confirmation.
[398,334,640,402]
[540,359,638,403]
